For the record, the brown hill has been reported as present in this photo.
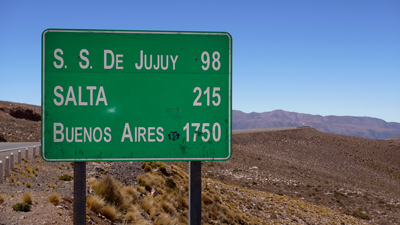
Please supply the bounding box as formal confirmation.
[203,127,400,224]
[233,109,400,139]
[0,100,41,142]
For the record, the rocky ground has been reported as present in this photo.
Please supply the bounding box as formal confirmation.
[203,128,400,224]
[0,101,41,142]
[0,101,399,224]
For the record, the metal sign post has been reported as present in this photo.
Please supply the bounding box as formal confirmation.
[73,162,86,225]
[189,161,202,225]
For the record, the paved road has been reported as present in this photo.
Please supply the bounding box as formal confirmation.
[0,142,41,153]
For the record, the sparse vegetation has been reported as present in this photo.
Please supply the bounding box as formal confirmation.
[101,204,118,222]
[22,192,32,205]
[165,178,176,189]
[12,202,31,212]
[0,194,5,204]
[1,112,400,224]
[58,174,72,181]
[351,210,370,220]
[49,193,60,205]
[86,195,105,213]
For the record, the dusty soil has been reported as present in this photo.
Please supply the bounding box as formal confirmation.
[0,101,399,224]
[0,101,41,142]
[203,128,400,224]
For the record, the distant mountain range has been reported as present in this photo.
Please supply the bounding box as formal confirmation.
[233,110,400,139]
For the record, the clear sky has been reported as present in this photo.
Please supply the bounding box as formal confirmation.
[1,1,399,122]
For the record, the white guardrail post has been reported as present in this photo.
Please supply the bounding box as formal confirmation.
[25,148,28,160]
[18,150,21,164]
[10,153,14,170]
[5,156,9,177]
[0,160,3,184]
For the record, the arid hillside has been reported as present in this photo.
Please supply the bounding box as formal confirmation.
[203,127,400,224]
[1,101,399,224]
[0,100,41,142]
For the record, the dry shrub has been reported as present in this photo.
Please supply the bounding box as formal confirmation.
[26,182,32,188]
[202,194,214,205]
[171,166,187,179]
[49,193,60,205]
[165,178,176,189]
[121,185,139,206]
[178,194,188,209]
[124,206,142,223]
[137,186,146,195]
[179,211,188,224]
[22,192,32,205]
[24,164,33,174]
[149,206,159,220]
[101,204,118,222]
[137,172,163,188]
[161,200,177,216]
[92,175,124,207]
[86,195,105,213]
[0,194,5,204]
[141,195,154,213]
[136,219,152,225]
[87,178,97,186]
[141,162,152,172]
[153,213,178,225]
[122,185,138,198]
[119,191,133,211]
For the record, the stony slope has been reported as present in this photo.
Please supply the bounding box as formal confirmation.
[0,100,41,142]
[1,101,399,224]
[203,127,400,224]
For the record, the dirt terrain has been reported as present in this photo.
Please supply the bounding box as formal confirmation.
[0,101,41,142]
[0,101,399,224]
[204,128,400,224]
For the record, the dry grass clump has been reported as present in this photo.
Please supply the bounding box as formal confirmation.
[161,200,177,216]
[49,193,60,205]
[137,172,164,188]
[101,204,118,222]
[0,194,5,204]
[86,195,106,213]
[140,195,154,214]
[153,213,179,225]
[92,175,124,207]
[121,185,139,201]
[22,192,32,205]
[24,164,33,174]
[124,205,143,223]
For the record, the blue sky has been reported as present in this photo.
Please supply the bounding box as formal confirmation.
[1,1,399,122]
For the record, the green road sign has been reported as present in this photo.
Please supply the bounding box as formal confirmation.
[41,29,232,162]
